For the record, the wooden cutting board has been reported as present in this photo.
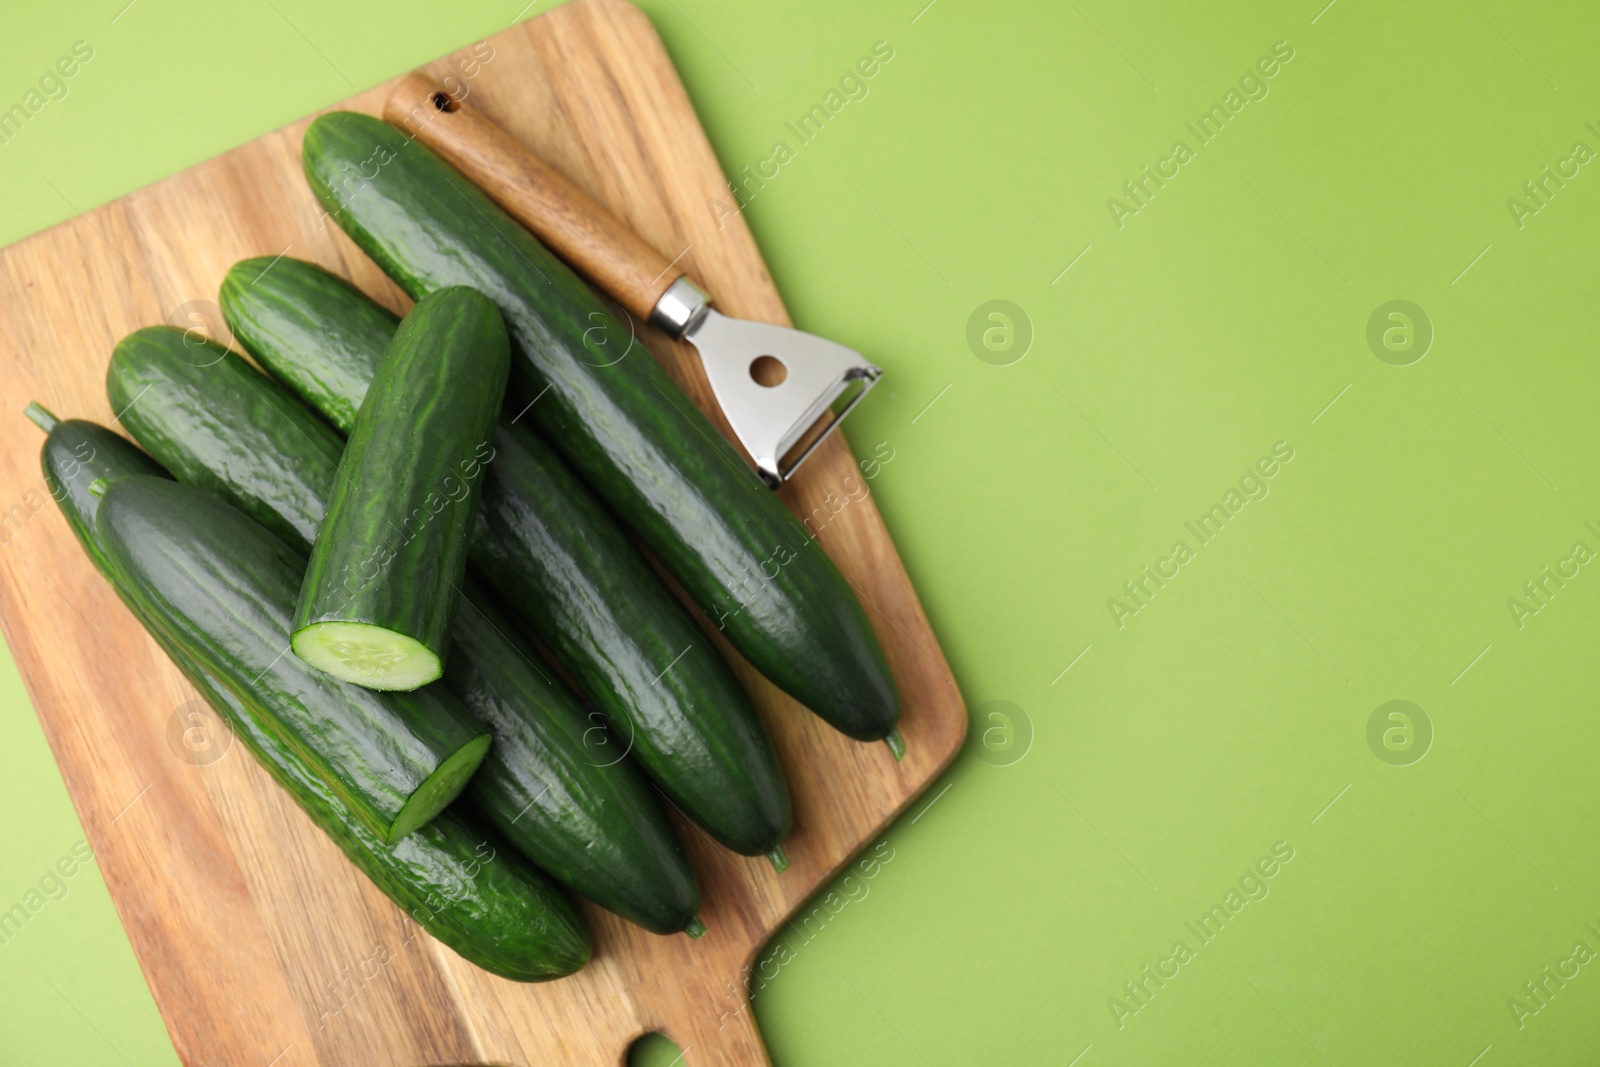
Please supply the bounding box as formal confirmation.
[0,1,965,1064]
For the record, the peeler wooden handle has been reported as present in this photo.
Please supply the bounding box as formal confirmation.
[384,72,686,325]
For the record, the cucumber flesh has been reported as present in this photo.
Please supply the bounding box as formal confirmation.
[293,621,441,692]
[389,732,491,840]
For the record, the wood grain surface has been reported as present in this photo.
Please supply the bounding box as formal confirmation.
[0,1,966,1063]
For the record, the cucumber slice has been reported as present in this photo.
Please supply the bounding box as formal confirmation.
[389,732,491,840]
[292,620,441,692]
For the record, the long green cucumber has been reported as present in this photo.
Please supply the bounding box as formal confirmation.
[105,328,702,933]
[217,262,398,434]
[109,326,339,552]
[97,475,491,844]
[293,286,509,691]
[28,406,590,980]
[301,112,902,745]
[222,255,792,860]
[447,583,700,933]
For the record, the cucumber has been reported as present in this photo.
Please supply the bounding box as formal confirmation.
[105,330,702,933]
[218,263,398,434]
[28,406,590,981]
[108,326,337,552]
[223,256,792,859]
[302,112,902,745]
[293,286,509,690]
[449,582,700,933]
[97,475,491,844]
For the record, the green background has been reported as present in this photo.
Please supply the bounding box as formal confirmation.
[2,0,1597,1063]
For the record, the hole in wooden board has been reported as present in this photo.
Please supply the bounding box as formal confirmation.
[627,1032,685,1066]
[750,355,787,387]
[431,90,458,112]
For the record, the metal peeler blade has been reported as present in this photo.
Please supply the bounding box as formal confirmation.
[654,279,882,488]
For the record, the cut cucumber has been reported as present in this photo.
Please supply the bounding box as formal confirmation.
[97,475,490,844]
[32,409,590,980]
[293,621,441,694]
[388,731,491,841]
[292,285,509,690]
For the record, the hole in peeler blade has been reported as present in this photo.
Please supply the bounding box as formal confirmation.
[749,355,788,387]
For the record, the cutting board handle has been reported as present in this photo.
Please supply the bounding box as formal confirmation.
[385,71,685,324]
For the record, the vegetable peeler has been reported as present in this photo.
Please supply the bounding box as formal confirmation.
[384,72,882,489]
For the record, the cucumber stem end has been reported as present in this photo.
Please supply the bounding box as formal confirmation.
[684,917,707,940]
[767,845,789,873]
[884,729,906,761]
[24,402,58,433]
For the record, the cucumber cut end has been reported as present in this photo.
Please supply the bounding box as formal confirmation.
[684,917,707,940]
[883,729,906,761]
[24,402,58,433]
[293,621,442,690]
[386,733,491,843]
[766,845,789,873]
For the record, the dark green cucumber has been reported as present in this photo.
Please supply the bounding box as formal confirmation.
[222,256,792,858]
[29,407,589,980]
[105,333,701,933]
[448,583,700,933]
[293,286,509,691]
[219,262,400,433]
[32,405,168,573]
[108,326,339,552]
[302,112,901,744]
[98,475,491,844]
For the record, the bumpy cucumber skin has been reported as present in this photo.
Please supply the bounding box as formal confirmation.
[108,326,342,553]
[220,259,400,434]
[476,424,792,855]
[449,582,699,933]
[301,112,900,742]
[293,286,509,681]
[39,420,589,980]
[97,476,489,844]
[223,255,792,856]
[108,337,702,933]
